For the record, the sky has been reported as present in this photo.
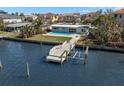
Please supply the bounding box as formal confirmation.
[0,7,120,14]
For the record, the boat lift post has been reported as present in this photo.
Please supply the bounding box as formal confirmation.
[65,50,68,62]
[84,46,89,64]
[60,50,68,64]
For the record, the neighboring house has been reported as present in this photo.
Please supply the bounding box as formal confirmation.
[113,9,124,27]
[51,24,91,36]
[39,13,59,25]
[0,14,22,24]
[42,13,59,24]
[52,15,59,23]
[40,13,81,25]
[81,12,97,22]
[5,22,31,32]
[24,14,38,22]
[58,13,81,24]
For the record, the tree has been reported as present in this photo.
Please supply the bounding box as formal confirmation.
[0,19,5,31]
[15,12,19,16]
[90,10,123,45]
[32,16,43,34]
[96,9,103,14]
[20,16,43,38]
[20,13,24,16]
[11,13,15,15]
[81,10,102,25]
[20,25,33,38]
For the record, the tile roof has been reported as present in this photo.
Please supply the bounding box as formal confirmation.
[113,9,124,14]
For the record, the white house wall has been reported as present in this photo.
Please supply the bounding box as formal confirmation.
[76,27,84,33]
[3,19,22,23]
[117,14,124,26]
[76,27,81,33]
[76,27,89,35]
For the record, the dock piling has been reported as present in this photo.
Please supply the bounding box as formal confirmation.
[84,46,89,64]
[40,42,42,47]
[0,60,2,71]
[26,62,30,79]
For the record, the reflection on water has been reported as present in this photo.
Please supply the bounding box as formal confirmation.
[0,40,124,85]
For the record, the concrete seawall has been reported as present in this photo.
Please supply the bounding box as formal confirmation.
[2,37,124,54]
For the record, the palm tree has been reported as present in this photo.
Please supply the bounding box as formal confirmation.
[32,16,43,34]
[20,16,45,38]
[20,25,31,38]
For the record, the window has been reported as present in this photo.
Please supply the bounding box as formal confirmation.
[69,28,76,32]
[120,15,122,18]
[83,26,89,29]
[52,27,58,29]
[62,27,65,30]
[81,29,86,32]
[114,14,118,18]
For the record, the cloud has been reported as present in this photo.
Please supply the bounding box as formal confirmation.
[82,9,91,13]
[114,7,124,10]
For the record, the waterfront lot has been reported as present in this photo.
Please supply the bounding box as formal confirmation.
[0,31,19,38]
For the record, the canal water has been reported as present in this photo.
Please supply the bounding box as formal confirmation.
[0,40,124,85]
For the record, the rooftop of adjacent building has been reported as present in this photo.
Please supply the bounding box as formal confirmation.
[6,22,32,28]
[51,24,91,28]
[0,14,23,19]
[113,8,124,14]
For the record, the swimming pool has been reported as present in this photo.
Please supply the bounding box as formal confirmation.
[0,40,124,85]
[47,31,77,37]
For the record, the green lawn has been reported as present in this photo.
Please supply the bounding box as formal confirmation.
[0,31,20,38]
[26,34,71,43]
[0,31,71,43]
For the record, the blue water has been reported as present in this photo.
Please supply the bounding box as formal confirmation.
[48,31,74,36]
[0,40,124,85]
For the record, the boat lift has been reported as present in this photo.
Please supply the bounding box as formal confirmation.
[67,46,89,64]
[46,35,89,64]
[46,43,89,64]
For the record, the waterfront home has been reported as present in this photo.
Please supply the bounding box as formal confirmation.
[51,24,91,36]
[24,14,38,22]
[5,22,31,32]
[58,13,81,24]
[40,13,59,25]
